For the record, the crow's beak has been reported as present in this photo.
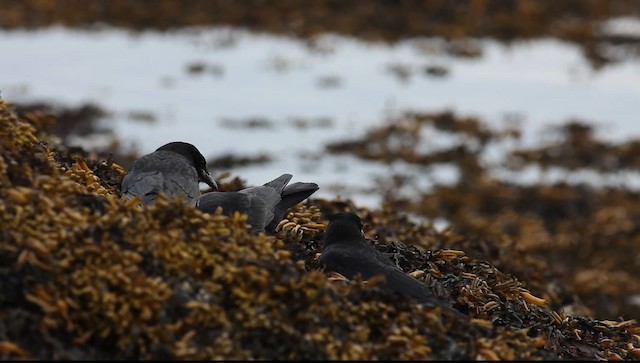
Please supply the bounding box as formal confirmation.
[201,169,218,190]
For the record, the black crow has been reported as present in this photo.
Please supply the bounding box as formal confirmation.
[197,173,318,232]
[121,141,217,206]
[320,212,463,315]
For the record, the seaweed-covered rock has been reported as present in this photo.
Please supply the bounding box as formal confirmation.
[1,98,639,360]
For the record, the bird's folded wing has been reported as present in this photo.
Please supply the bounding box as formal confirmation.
[319,245,384,281]
[266,181,319,232]
[122,170,198,205]
[262,174,292,194]
[239,186,282,231]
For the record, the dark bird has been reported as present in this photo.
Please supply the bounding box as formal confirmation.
[120,141,217,206]
[320,212,463,314]
[197,173,319,232]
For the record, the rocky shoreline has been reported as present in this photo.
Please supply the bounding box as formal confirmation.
[2,98,639,359]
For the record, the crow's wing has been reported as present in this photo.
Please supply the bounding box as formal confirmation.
[266,181,319,232]
[320,241,449,308]
[121,151,200,206]
[319,243,379,280]
[239,185,282,231]
[262,174,292,194]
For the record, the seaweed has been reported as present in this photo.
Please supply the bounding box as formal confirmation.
[1,98,639,360]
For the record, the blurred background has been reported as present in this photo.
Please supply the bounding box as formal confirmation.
[2,0,640,320]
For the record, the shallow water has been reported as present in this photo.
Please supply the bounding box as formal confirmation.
[2,26,639,207]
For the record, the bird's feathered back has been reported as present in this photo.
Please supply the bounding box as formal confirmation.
[197,174,318,232]
[266,180,319,232]
[121,150,200,206]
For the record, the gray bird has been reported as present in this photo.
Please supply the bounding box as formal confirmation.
[320,212,463,314]
[197,173,318,232]
[120,141,217,206]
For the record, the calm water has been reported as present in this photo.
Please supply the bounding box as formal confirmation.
[2,25,640,207]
